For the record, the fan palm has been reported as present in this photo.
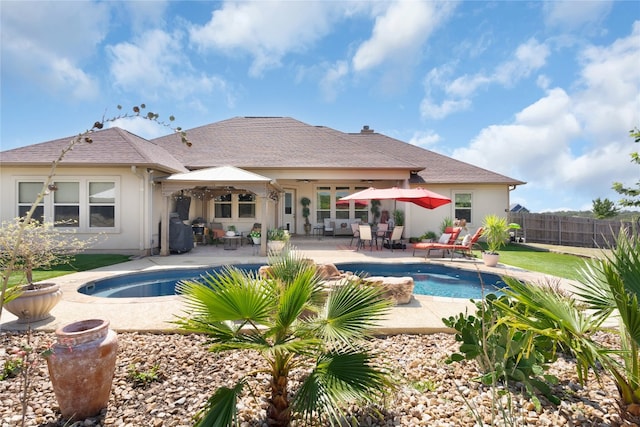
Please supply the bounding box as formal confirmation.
[574,227,640,423]
[174,248,394,427]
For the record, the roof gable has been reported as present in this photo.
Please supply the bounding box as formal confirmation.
[0,127,187,173]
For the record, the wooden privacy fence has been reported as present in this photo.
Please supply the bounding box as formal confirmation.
[507,212,638,248]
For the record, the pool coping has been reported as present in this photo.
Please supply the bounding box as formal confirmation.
[0,239,574,334]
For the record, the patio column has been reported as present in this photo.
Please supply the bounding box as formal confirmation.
[160,194,170,256]
[260,192,268,256]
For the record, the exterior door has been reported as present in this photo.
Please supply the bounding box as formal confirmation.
[283,189,296,234]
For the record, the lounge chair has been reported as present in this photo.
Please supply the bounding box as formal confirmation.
[413,227,483,259]
[412,226,462,257]
[383,225,405,251]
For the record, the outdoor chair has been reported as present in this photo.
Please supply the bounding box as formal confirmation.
[412,226,461,257]
[357,224,376,251]
[209,222,226,245]
[375,223,388,241]
[383,225,405,251]
[323,218,335,236]
[349,222,360,246]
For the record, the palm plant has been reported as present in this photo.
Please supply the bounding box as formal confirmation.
[574,227,640,423]
[481,214,510,254]
[174,247,394,426]
[494,226,640,422]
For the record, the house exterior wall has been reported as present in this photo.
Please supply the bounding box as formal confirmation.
[1,166,153,255]
[1,164,514,254]
[405,184,511,239]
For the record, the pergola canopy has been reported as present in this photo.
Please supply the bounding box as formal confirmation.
[159,165,281,197]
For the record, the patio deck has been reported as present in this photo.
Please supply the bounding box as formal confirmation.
[0,235,572,334]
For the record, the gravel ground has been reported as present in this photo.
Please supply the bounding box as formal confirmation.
[0,331,623,427]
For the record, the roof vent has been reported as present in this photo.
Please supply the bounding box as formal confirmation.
[360,125,374,134]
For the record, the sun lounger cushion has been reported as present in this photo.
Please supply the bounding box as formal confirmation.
[438,233,451,244]
[461,234,472,246]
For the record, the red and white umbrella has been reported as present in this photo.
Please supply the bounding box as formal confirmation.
[339,187,451,210]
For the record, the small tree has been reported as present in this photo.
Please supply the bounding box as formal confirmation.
[300,196,311,235]
[592,197,619,219]
[612,127,640,207]
[370,200,381,224]
[0,219,98,297]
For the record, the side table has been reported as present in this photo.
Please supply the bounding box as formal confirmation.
[223,236,241,250]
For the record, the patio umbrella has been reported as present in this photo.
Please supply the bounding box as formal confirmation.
[339,187,451,210]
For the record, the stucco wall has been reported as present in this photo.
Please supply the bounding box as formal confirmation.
[1,166,151,255]
[405,184,511,239]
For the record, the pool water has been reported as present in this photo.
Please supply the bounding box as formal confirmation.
[78,262,504,299]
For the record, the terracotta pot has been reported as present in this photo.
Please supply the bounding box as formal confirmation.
[5,282,62,323]
[46,319,118,421]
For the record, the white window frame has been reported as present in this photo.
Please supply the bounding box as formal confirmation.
[14,176,120,232]
[453,191,473,225]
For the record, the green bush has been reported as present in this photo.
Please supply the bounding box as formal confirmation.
[443,294,560,409]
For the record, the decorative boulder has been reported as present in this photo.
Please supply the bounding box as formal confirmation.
[315,263,342,280]
[363,276,414,305]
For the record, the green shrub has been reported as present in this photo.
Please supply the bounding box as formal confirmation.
[0,357,24,380]
[442,294,560,409]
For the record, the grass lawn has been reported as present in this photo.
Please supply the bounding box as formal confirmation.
[472,242,589,281]
[4,254,131,286]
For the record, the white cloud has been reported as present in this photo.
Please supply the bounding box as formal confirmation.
[421,98,471,120]
[573,21,640,139]
[0,1,108,99]
[319,61,350,102]
[453,24,640,211]
[109,116,169,140]
[118,1,169,33]
[352,1,456,72]
[421,38,550,120]
[107,29,233,105]
[409,130,442,149]
[189,1,340,77]
[543,0,613,30]
[494,39,550,86]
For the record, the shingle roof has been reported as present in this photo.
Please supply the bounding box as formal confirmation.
[151,117,424,170]
[0,127,187,173]
[1,116,524,186]
[152,116,524,185]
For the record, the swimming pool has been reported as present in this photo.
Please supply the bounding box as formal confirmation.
[77,262,505,299]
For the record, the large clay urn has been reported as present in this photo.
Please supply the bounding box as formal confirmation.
[46,319,118,420]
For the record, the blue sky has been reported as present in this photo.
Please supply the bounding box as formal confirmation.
[1,1,639,213]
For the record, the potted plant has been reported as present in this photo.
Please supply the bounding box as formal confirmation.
[226,225,237,237]
[267,228,289,253]
[370,200,381,224]
[393,209,405,227]
[439,217,453,234]
[481,214,510,267]
[300,197,312,235]
[1,218,96,323]
[420,231,437,243]
[249,229,261,245]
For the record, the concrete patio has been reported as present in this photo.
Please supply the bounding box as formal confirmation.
[0,235,576,334]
